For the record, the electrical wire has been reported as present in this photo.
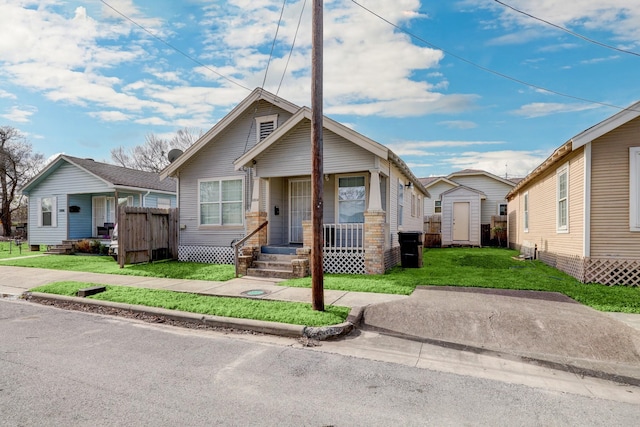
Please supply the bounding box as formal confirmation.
[99,0,252,92]
[261,0,289,89]
[276,0,307,97]
[493,0,640,58]
[350,0,640,113]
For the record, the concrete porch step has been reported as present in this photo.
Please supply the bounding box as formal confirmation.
[256,253,297,262]
[253,260,295,270]
[246,267,297,280]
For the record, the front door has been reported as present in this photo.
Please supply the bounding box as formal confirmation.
[92,196,115,233]
[453,202,470,241]
[289,179,311,243]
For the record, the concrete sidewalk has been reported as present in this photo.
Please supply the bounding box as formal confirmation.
[362,286,640,386]
[0,265,407,308]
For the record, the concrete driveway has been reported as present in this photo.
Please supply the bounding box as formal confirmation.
[362,286,640,385]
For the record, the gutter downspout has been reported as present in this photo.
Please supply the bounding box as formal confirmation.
[583,142,591,259]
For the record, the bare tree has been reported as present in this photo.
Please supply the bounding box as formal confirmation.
[111,127,202,172]
[0,127,45,236]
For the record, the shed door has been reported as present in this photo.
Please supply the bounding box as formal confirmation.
[453,202,470,241]
[289,179,311,243]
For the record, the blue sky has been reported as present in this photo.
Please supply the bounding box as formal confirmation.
[1,0,640,178]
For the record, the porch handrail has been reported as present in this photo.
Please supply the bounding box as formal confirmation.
[322,223,364,250]
[233,221,268,277]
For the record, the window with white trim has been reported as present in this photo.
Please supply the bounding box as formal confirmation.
[434,200,442,214]
[499,203,507,216]
[411,193,416,217]
[523,192,529,232]
[630,147,640,230]
[256,114,278,143]
[199,178,243,226]
[41,197,54,227]
[338,176,366,223]
[398,180,404,226]
[557,164,569,232]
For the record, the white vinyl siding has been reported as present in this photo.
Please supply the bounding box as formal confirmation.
[557,164,569,232]
[157,197,172,209]
[198,178,243,226]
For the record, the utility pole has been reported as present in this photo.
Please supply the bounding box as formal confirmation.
[311,0,324,311]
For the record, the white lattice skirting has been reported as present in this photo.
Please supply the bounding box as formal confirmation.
[585,258,640,287]
[323,250,365,274]
[179,246,235,264]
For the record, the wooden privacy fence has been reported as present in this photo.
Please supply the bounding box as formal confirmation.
[423,215,442,248]
[118,207,178,267]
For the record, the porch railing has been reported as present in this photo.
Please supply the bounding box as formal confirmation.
[322,223,364,251]
[233,221,268,277]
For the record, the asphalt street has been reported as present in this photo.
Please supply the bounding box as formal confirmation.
[1,299,639,426]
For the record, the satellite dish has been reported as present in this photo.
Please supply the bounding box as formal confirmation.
[167,149,183,163]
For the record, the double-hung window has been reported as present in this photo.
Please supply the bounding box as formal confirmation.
[41,197,53,226]
[199,178,243,226]
[434,200,442,214]
[338,176,366,223]
[630,147,640,231]
[557,164,569,232]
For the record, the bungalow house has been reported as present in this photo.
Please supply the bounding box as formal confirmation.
[420,169,517,246]
[160,88,428,277]
[20,155,176,248]
[506,100,640,286]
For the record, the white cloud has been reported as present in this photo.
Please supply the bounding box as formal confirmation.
[387,140,505,156]
[0,89,17,100]
[88,110,131,122]
[438,120,478,129]
[441,149,550,178]
[511,102,601,118]
[1,105,37,123]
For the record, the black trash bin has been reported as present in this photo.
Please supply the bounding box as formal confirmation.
[398,231,424,268]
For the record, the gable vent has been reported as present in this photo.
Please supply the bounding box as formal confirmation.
[259,121,275,141]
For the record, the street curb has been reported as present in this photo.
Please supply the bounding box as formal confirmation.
[26,292,358,340]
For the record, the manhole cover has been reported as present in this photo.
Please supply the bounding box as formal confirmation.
[243,289,268,296]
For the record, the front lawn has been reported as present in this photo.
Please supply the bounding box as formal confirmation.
[282,248,640,314]
[30,281,349,327]
[1,255,235,281]
[0,241,46,259]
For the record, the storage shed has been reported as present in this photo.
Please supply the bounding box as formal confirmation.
[441,185,484,246]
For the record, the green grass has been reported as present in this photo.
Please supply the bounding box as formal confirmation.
[1,255,235,281]
[0,241,46,259]
[30,281,349,327]
[282,247,640,314]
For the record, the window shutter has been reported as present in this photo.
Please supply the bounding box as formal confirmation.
[51,196,57,227]
[37,198,42,227]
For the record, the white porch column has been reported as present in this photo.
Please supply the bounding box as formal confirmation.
[250,177,261,212]
[368,169,383,212]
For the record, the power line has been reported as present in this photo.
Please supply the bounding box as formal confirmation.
[99,0,252,92]
[350,0,638,113]
[261,0,289,90]
[276,0,308,97]
[493,0,640,58]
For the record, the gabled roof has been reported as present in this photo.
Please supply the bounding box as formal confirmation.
[420,176,459,189]
[441,184,487,199]
[159,87,429,197]
[572,100,640,149]
[508,100,640,199]
[233,105,428,197]
[160,88,300,179]
[21,155,176,195]
[447,169,516,187]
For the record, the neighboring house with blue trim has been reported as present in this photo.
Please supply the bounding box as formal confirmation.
[20,155,176,247]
